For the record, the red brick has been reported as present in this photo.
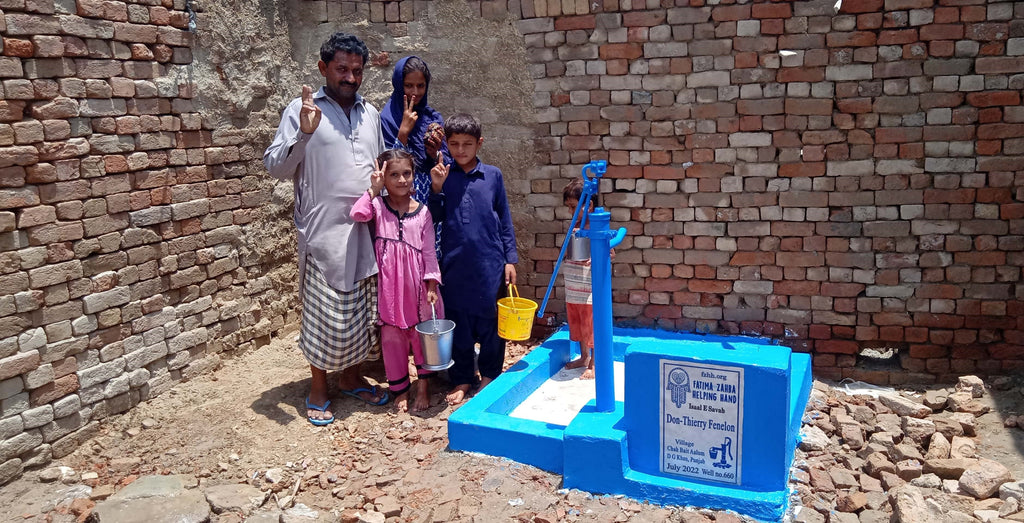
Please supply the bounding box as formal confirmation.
[827,31,877,47]
[605,165,641,179]
[917,284,963,299]
[979,42,1004,56]
[976,57,1024,74]
[924,189,975,204]
[1002,204,1024,220]
[978,124,1024,140]
[922,125,974,141]
[0,351,40,380]
[777,67,825,83]
[858,13,883,30]
[29,374,79,406]
[644,304,682,319]
[989,345,1024,360]
[737,99,784,115]
[978,108,1002,123]
[785,99,833,116]
[643,165,684,180]
[817,340,859,354]
[923,41,951,58]
[966,23,1009,41]
[712,5,751,21]
[599,43,642,60]
[774,280,820,295]
[729,252,774,266]
[761,19,785,35]
[919,24,964,40]
[933,6,959,23]
[839,0,882,12]
[978,156,1024,172]
[967,91,1021,108]
[684,163,730,179]
[837,98,873,113]
[820,283,865,297]
[878,29,919,45]
[622,11,664,27]
[779,162,825,177]
[879,326,904,341]
[752,3,791,18]
[689,280,732,293]
[3,38,34,58]
[876,127,922,143]
[645,278,685,292]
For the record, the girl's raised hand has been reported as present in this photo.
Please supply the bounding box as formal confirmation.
[425,123,444,158]
[369,159,386,198]
[429,151,449,194]
[397,95,418,145]
[299,85,321,134]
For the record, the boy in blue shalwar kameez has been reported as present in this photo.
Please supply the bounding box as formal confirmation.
[428,113,518,405]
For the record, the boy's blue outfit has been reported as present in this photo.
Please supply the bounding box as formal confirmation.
[428,158,518,387]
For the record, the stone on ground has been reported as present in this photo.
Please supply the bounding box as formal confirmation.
[243,512,282,523]
[925,432,951,460]
[879,394,931,418]
[281,503,320,522]
[923,458,976,479]
[922,390,949,411]
[959,458,1013,499]
[1001,481,1024,502]
[203,483,267,515]
[799,425,830,451]
[890,485,937,521]
[949,436,977,459]
[956,376,985,398]
[902,417,936,443]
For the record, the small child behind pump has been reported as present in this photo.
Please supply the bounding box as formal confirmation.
[562,177,596,379]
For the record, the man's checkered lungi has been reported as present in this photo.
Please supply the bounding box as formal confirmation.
[298,257,380,371]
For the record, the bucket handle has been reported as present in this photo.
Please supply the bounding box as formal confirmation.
[507,284,520,310]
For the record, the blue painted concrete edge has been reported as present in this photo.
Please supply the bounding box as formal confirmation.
[446,327,813,521]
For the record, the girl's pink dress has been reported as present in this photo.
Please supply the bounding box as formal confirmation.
[351,192,442,327]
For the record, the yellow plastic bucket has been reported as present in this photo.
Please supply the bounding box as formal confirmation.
[497,284,538,341]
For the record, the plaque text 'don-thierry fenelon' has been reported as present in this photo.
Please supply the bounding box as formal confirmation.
[659,360,744,485]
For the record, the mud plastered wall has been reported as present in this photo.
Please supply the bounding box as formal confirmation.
[0,0,537,484]
[507,0,1024,385]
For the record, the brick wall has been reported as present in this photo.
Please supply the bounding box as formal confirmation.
[0,0,297,483]
[510,0,1024,384]
[2,0,1023,485]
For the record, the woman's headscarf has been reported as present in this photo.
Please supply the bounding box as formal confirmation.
[381,56,445,176]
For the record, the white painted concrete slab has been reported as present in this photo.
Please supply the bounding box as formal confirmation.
[509,361,625,426]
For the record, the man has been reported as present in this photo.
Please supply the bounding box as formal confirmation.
[264,32,387,425]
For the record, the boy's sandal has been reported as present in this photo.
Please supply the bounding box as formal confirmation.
[340,385,390,406]
[305,397,335,426]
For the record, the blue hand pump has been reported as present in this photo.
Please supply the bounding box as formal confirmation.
[536,160,628,412]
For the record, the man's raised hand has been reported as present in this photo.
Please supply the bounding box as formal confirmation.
[299,85,321,134]
[429,151,449,194]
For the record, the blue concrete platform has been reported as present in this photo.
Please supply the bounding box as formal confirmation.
[447,327,813,521]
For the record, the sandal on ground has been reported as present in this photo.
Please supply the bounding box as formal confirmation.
[305,397,335,426]
[340,385,390,406]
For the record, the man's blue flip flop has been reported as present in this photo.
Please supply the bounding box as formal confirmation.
[305,397,334,426]
[340,385,389,406]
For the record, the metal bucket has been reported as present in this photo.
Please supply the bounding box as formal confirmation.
[567,231,590,261]
[415,318,455,371]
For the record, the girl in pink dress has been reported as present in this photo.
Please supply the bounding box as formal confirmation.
[351,149,442,412]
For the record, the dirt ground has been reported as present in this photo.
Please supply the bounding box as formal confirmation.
[1,326,1022,522]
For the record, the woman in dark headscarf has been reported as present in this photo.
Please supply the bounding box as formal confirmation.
[381,56,447,203]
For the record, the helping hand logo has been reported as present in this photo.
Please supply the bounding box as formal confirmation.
[666,368,691,408]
